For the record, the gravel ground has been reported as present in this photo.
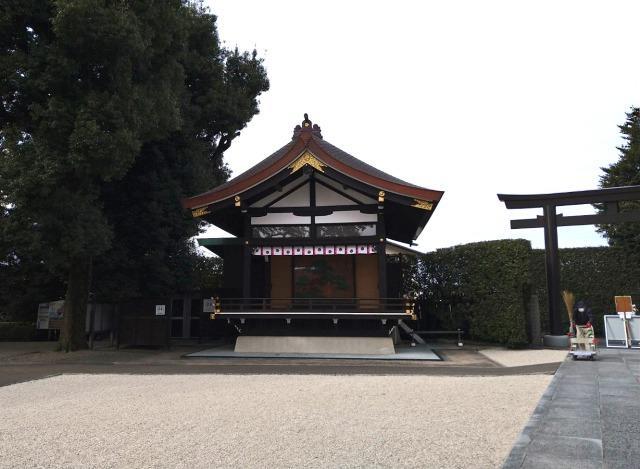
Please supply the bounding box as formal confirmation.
[0,373,550,469]
[480,348,568,367]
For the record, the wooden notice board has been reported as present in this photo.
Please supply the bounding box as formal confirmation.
[615,296,633,313]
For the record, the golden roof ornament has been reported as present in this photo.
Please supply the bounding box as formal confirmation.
[288,150,326,173]
[412,199,434,211]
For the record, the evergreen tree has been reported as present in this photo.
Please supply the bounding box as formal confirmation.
[598,108,640,259]
[0,1,268,349]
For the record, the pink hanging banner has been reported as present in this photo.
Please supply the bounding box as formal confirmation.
[251,244,376,255]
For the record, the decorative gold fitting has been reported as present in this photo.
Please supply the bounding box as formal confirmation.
[288,150,326,174]
[405,301,415,316]
[378,191,385,203]
[234,195,241,207]
[412,199,434,211]
[191,206,210,218]
[210,313,216,320]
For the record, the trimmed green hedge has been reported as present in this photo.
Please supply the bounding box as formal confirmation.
[417,241,640,344]
[531,247,640,335]
[418,239,532,347]
[0,322,36,340]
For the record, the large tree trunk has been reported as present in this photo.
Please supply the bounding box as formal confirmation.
[60,256,92,352]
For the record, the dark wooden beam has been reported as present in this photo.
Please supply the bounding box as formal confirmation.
[510,210,640,229]
[247,204,379,216]
[310,172,316,239]
[377,209,387,298]
[242,216,251,299]
[498,185,640,209]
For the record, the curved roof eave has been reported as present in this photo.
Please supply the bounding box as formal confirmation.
[183,117,444,210]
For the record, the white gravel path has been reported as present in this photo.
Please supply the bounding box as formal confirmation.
[0,373,550,469]
[480,348,568,367]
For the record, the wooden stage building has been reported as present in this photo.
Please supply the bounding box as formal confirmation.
[183,115,444,338]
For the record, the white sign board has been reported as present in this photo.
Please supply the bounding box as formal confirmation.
[604,315,628,348]
[605,315,640,348]
[48,300,64,319]
[155,305,166,316]
[203,299,214,313]
[36,303,50,329]
[629,316,640,348]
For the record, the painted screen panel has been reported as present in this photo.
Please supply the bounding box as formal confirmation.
[293,256,354,298]
[316,223,376,237]
[252,225,310,238]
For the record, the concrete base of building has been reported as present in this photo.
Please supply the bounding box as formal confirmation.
[542,334,569,348]
[234,335,396,355]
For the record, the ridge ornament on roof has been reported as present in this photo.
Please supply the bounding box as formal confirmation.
[292,113,323,139]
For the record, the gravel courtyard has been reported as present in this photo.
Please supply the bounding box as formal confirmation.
[0,373,551,469]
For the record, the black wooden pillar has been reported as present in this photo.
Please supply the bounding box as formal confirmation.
[377,209,387,298]
[242,212,251,300]
[543,204,563,335]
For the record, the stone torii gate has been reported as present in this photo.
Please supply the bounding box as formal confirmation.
[498,185,640,337]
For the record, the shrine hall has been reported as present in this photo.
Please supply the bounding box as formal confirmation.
[183,114,444,337]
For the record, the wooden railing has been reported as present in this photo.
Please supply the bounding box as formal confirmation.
[209,297,415,318]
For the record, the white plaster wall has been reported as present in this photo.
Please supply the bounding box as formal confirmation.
[271,184,310,207]
[250,177,309,207]
[315,210,377,223]
[315,183,354,206]
[251,213,311,225]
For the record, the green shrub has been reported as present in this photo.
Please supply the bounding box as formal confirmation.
[418,239,532,346]
[0,322,36,340]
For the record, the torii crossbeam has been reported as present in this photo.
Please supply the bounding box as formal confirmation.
[498,185,640,335]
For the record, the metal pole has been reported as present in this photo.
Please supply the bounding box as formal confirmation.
[543,205,563,335]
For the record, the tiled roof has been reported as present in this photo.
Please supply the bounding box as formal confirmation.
[183,115,443,209]
[312,136,423,190]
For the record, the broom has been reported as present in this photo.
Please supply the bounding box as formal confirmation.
[562,290,575,334]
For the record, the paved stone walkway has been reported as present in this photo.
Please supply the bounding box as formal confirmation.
[503,348,640,469]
